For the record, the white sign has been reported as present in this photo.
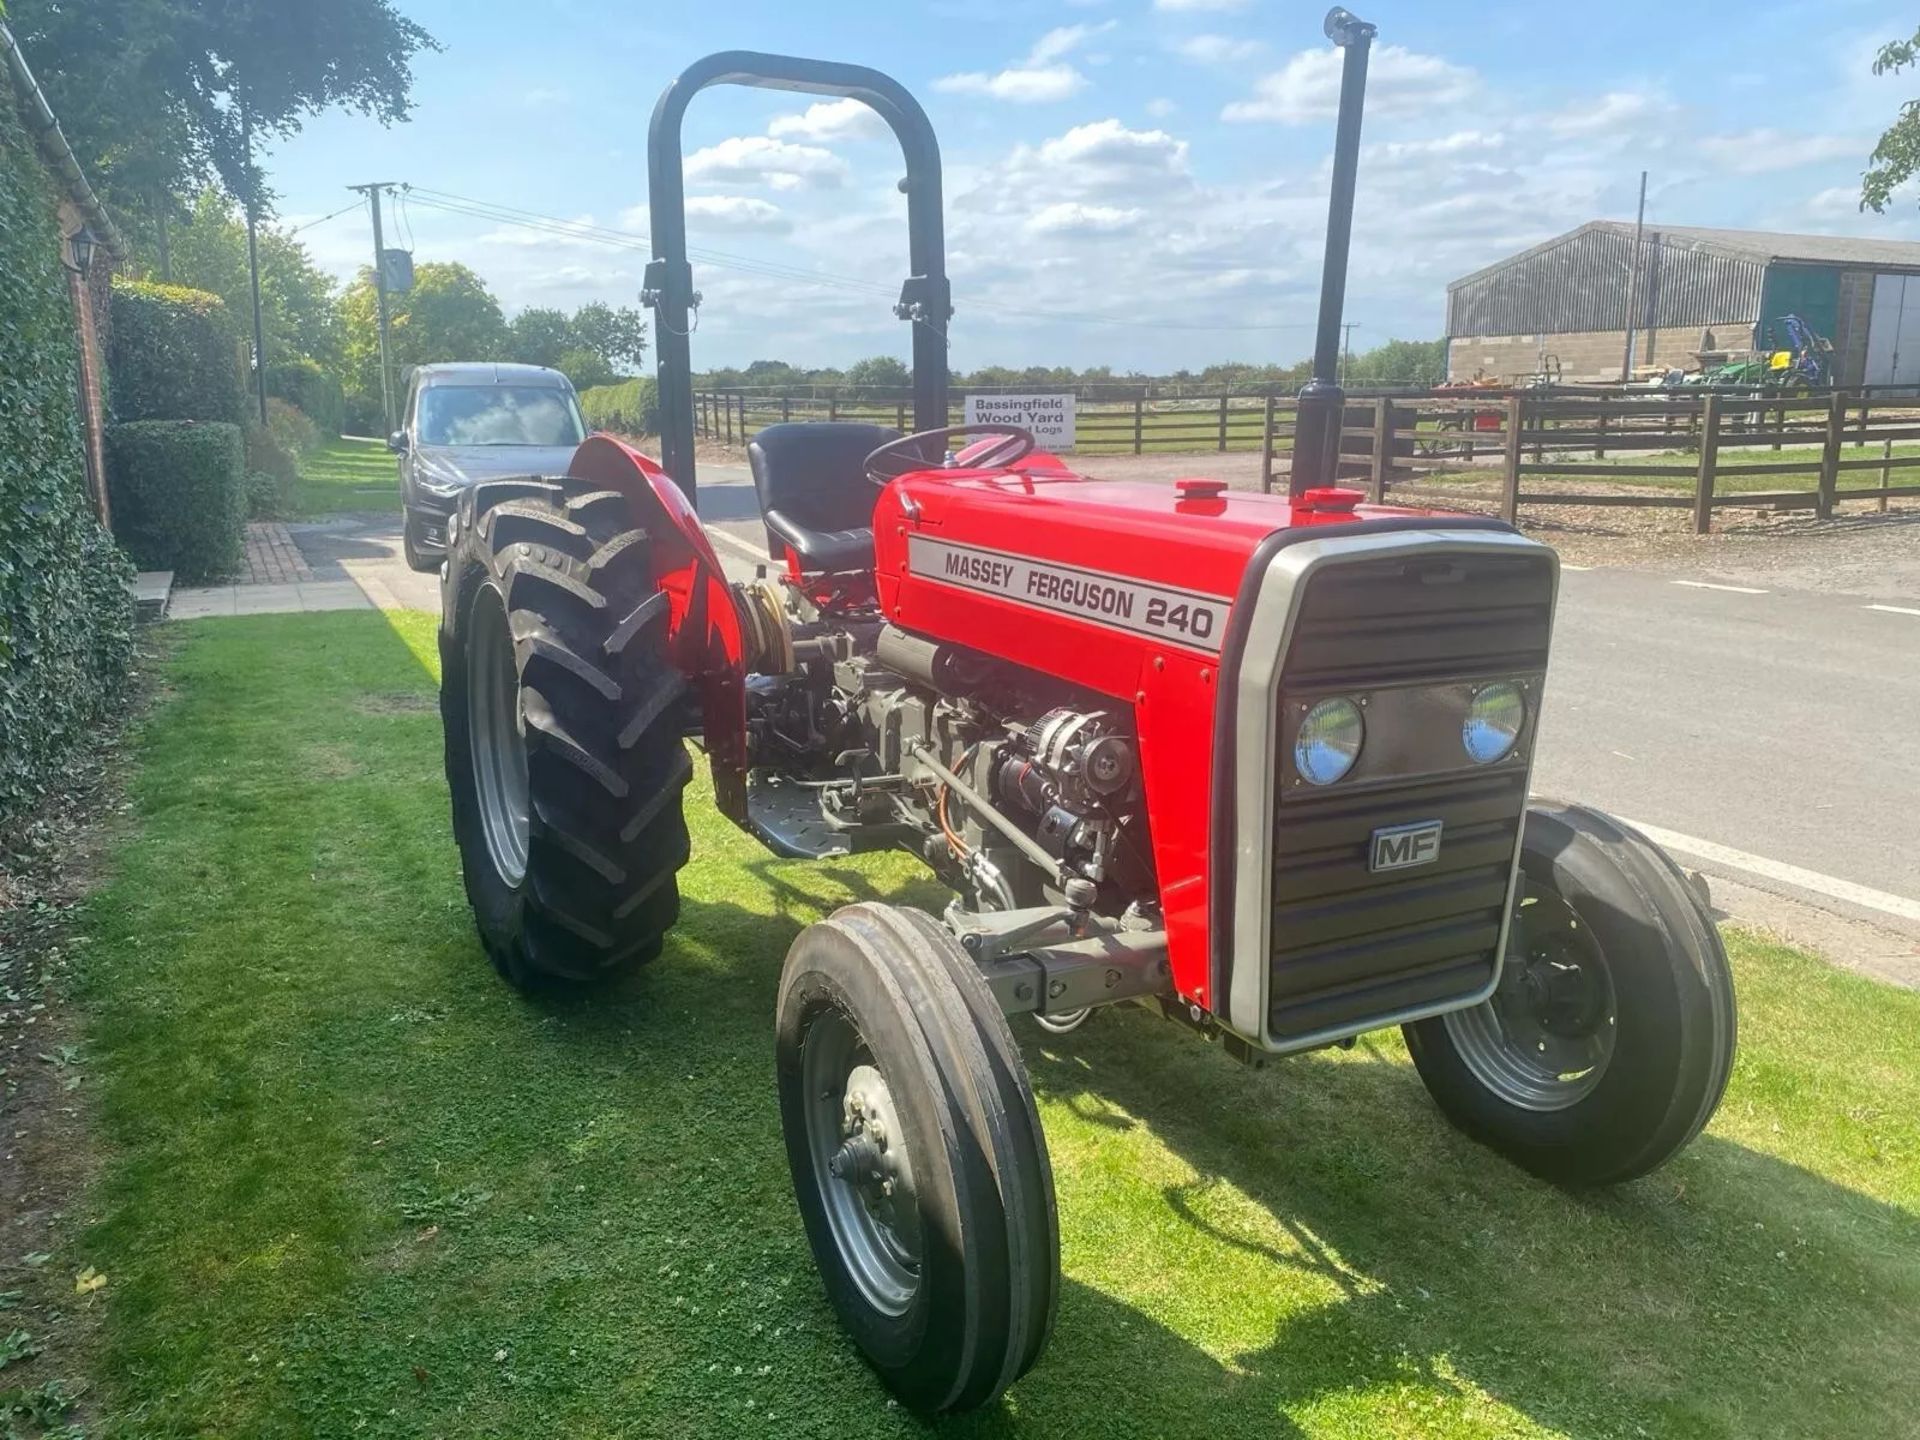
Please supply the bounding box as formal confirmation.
[907,535,1227,652]
[965,392,1075,452]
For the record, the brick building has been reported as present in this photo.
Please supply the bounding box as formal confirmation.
[1445,222,1920,388]
[1,21,124,525]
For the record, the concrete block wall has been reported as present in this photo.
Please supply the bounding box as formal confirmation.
[1448,323,1758,383]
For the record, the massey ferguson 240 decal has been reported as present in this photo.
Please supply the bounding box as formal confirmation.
[907,535,1230,653]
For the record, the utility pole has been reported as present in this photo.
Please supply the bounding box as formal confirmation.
[1620,169,1647,382]
[1340,321,1356,384]
[243,110,269,426]
[349,182,398,434]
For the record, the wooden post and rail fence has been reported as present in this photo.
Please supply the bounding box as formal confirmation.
[1303,387,1920,532]
[689,383,1920,531]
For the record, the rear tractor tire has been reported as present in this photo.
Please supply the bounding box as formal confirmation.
[1404,802,1737,1187]
[439,475,693,989]
[775,903,1059,1414]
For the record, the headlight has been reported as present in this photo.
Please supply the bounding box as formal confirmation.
[1463,682,1526,764]
[417,471,466,498]
[1294,697,1364,786]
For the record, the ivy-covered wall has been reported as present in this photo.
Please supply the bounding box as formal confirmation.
[0,62,135,823]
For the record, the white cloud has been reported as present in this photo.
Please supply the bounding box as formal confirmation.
[1693,128,1866,176]
[1032,118,1192,184]
[935,21,1114,104]
[1173,34,1263,64]
[684,136,849,190]
[768,98,888,142]
[1027,202,1147,235]
[1544,90,1670,136]
[1154,0,1249,11]
[1366,130,1508,167]
[1223,43,1476,123]
[476,213,604,249]
[1029,21,1116,65]
[1145,97,1178,118]
[1803,185,1865,220]
[935,64,1086,103]
[685,195,792,234]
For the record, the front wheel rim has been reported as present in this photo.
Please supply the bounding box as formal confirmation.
[801,1007,922,1317]
[1443,884,1618,1112]
[468,584,530,887]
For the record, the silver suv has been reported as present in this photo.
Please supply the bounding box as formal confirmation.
[390,363,588,571]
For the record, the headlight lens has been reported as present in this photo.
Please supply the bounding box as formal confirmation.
[1463,682,1526,764]
[1294,697,1364,785]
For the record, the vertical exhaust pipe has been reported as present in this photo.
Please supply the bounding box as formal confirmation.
[1289,8,1376,499]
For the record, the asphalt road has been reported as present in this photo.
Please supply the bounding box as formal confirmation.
[304,462,1920,936]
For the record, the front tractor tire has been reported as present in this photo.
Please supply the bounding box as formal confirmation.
[1405,802,1737,1188]
[776,904,1059,1414]
[439,476,692,989]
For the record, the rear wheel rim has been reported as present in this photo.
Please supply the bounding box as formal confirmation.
[1442,884,1618,1112]
[468,584,530,887]
[801,1007,922,1317]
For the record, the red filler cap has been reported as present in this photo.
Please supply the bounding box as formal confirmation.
[1175,477,1230,499]
[1300,486,1361,514]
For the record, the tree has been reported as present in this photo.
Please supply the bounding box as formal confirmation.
[555,348,618,392]
[1864,26,1920,211]
[338,261,507,413]
[506,308,575,370]
[1342,337,1444,386]
[165,188,340,368]
[842,355,911,396]
[570,302,648,372]
[6,0,438,223]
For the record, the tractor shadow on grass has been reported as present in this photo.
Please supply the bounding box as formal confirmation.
[992,1008,1920,1440]
[542,873,1916,1438]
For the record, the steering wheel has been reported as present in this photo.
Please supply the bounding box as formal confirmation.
[863,424,1037,483]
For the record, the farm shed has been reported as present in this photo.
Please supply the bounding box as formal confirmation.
[1445,222,1920,387]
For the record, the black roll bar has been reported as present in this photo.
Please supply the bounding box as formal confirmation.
[1289,9,1376,499]
[644,52,951,509]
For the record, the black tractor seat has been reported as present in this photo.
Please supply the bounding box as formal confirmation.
[748,421,900,573]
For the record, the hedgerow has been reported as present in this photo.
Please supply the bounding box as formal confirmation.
[579,376,658,436]
[266,357,345,436]
[0,65,135,823]
[106,422,246,584]
[107,277,246,424]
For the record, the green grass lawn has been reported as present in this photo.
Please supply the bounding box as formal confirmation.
[65,612,1920,1437]
[294,436,401,518]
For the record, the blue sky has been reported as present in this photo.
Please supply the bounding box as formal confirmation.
[269,0,1920,372]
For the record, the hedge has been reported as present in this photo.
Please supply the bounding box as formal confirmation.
[0,64,135,823]
[106,422,247,584]
[579,376,658,437]
[107,277,246,424]
[266,357,345,436]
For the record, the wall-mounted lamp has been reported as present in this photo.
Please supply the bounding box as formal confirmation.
[63,227,98,277]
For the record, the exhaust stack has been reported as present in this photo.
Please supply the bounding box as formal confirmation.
[1289,7,1376,499]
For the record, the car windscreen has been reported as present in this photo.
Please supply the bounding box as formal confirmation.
[416,385,585,447]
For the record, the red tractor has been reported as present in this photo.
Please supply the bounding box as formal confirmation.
[437,16,1735,1416]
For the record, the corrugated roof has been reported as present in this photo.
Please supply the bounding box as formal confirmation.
[1450,221,1920,293]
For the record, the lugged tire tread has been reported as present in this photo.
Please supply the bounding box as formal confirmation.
[440,471,692,988]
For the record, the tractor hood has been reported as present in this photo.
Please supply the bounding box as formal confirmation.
[872,462,1442,696]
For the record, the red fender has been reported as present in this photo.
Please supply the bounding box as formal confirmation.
[566,436,749,819]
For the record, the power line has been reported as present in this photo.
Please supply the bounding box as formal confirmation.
[285,198,362,236]
[398,184,1337,334]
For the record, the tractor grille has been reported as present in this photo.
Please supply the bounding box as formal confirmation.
[1266,547,1555,1041]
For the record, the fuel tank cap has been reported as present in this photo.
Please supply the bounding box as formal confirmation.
[1174,477,1229,499]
